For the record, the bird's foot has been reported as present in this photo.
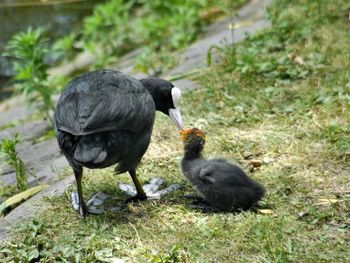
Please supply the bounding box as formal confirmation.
[183,195,207,204]
[123,193,147,204]
[183,195,221,213]
[70,177,180,215]
[119,177,181,200]
[71,191,110,215]
[189,203,222,213]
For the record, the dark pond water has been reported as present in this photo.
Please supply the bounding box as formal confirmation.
[0,0,105,98]
[0,0,105,51]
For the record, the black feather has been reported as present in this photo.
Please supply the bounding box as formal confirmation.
[181,132,265,212]
[54,69,179,216]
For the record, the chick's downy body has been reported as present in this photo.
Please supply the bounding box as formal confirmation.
[180,128,265,211]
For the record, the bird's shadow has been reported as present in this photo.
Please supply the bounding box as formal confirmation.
[66,184,186,224]
[182,194,272,214]
[66,182,271,224]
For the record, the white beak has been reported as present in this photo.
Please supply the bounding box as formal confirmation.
[169,108,183,130]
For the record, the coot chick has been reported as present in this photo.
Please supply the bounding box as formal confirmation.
[54,69,183,217]
[180,128,265,212]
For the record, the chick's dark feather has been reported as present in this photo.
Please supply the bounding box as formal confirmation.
[181,132,265,212]
[182,157,265,211]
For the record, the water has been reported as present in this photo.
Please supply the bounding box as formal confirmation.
[0,0,105,51]
[0,0,105,99]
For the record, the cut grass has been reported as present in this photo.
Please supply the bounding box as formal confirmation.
[1,0,350,262]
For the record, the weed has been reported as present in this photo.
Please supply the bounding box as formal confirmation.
[52,32,82,63]
[3,27,54,125]
[144,244,188,263]
[83,0,137,55]
[134,47,177,76]
[0,184,17,201]
[0,134,27,191]
[82,0,243,73]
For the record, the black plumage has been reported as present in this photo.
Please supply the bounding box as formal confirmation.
[180,128,265,212]
[55,69,183,216]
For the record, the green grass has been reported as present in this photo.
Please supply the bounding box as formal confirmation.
[0,134,27,192]
[1,0,350,262]
[4,27,55,125]
[80,0,246,74]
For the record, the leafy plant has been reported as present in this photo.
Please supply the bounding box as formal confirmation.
[134,47,176,76]
[83,0,137,55]
[0,219,46,262]
[207,45,225,66]
[81,0,231,73]
[52,32,81,62]
[144,244,187,263]
[4,27,54,125]
[0,134,27,191]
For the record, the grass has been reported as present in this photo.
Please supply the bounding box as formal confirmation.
[1,0,350,262]
[72,0,246,75]
[3,27,55,125]
[0,134,27,191]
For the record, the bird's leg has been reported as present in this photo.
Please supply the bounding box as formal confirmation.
[190,203,222,213]
[73,167,88,217]
[126,168,147,202]
[183,195,222,212]
[183,195,207,204]
[119,177,181,199]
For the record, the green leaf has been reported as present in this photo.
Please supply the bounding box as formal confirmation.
[27,248,39,261]
[94,248,114,262]
[0,184,49,215]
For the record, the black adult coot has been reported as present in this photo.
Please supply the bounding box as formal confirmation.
[180,128,265,212]
[54,69,183,216]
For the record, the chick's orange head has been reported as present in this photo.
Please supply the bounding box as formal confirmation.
[179,128,206,141]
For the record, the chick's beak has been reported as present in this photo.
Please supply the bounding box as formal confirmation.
[169,108,183,130]
[179,129,186,141]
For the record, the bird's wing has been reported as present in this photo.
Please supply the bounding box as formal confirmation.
[198,165,216,184]
[197,159,250,186]
[209,159,249,186]
[55,70,156,135]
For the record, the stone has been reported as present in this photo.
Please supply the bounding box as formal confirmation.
[249,159,262,168]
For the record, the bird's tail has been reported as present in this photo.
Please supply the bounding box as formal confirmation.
[73,135,107,164]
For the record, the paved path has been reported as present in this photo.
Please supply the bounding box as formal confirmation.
[0,0,271,242]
